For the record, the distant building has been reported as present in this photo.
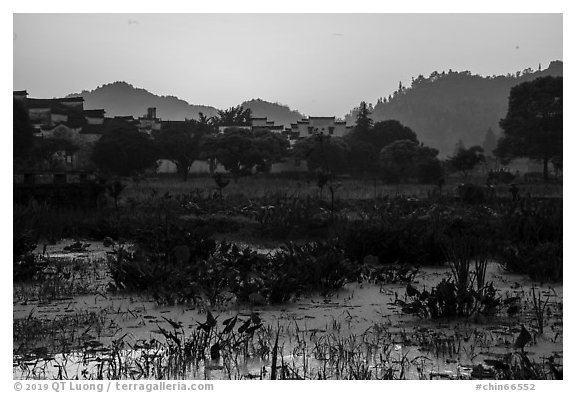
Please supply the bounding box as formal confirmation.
[14,91,134,171]
[137,107,162,135]
[287,116,351,138]
[14,90,349,175]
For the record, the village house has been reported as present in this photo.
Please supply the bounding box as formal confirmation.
[287,116,352,139]
[13,91,136,171]
[15,91,349,176]
[137,107,162,135]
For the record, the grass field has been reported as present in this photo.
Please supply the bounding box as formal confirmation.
[123,175,563,202]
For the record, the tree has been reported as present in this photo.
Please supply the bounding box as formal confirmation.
[213,105,252,127]
[379,140,441,186]
[354,101,373,134]
[154,120,203,181]
[293,134,350,175]
[497,76,562,181]
[346,119,418,176]
[92,127,158,176]
[13,99,36,168]
[371,120,419,148]
[447,145,485,179]
[251,128,290,172]
[197,112,218,134]
[345,138,379,176]
[380,140,421,186]
[200,128,288,181]
[482,127,497,157]
[453,139,466,156]
[415,145,444,184]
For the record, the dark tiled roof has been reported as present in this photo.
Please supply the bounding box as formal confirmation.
[26,98,84,113]
[114,116,136,121]
[26,99,57,109]
[310,116,336,120]
[252,125,284,131]
[84,109,105,118]
[80,117,138,135]
[57,97,84,103]
[160,120,188,128]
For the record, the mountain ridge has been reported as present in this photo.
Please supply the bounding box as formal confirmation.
[67,82,305,126]
[346,60,563,156]
[67,81,219,121]
[67,61,563,156]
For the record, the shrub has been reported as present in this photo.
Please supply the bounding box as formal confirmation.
[14,205,40,282]
[400,236,500,319]
[496,199,562,282]
[338,216,445,266]
[108,225,355,305]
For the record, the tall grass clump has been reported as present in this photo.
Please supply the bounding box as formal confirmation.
[496,199,562,282]
[401,236,500,319]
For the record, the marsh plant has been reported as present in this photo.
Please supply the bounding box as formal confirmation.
[400,237,500,319]
[497,198,562,282]
[531,285,551,335]
[108,223,356,305]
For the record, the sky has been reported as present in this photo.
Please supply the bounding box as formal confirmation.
[13,13,563,117]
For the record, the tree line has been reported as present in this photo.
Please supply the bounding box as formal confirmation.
[14,76,562,184]
[349,62,562,157]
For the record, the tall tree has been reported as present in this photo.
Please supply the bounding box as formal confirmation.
[354,101,373,134]
[200,128,288,181]
[293,134,349,175]
[380,140,420,186]
[453,139,466,156]
[497,76,562,181]
[345,138,379,176]
[197,111,218,134]
[447,145,485,179]
[346,119,418,176]
[154,120,203,181]
[92,127,158,176]
[367,120,418,149]
[482,127,497,157]
[251,128,290,172]
[214,105,252,127]
[379,140,441,186]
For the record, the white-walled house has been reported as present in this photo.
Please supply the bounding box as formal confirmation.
[288,117,352,140]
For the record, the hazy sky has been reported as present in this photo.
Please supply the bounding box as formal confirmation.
[13,13,562,117]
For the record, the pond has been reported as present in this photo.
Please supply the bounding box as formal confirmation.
[13,240,563,380]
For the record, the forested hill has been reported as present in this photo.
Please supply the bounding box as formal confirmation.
[346,61,563,157]
[67,82,305,125]
[67,82,220,121]
[241,98,304,126]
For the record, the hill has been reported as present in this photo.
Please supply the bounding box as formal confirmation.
[240,98,304,126]
[346,61,563,157]
[67,81,219,121]
[67,83,305,126]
